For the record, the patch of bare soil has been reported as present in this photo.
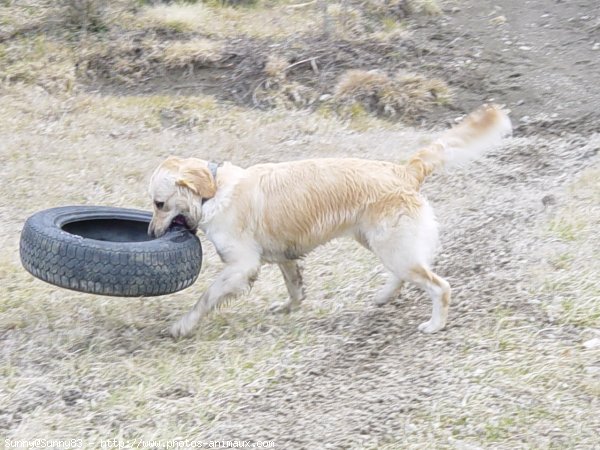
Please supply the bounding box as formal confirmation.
[397,0,600,135]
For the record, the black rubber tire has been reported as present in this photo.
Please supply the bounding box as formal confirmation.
[20,206,202,297]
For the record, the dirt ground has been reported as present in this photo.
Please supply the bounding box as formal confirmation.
[410,0,598,126]
[1,0,599,449]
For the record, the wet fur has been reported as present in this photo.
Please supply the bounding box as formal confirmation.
[148,104,511,339]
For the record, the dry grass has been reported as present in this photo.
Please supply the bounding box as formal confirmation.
[0,36,75,92]
[141,3,215,33]
[137,2,316,39]
[263,55,289,81]
[132,0,417,41]
[334,69,452,119]
[461,163,600,447]
[162,39,225,69]
[1,0,599,447]
[3,0,438,122]
[257,56,321,109]
[539,167,600,328]
[61,0,109,32]
[320,1,412,42]
[254,80,320,109]
[78,36,224,86]
[76,38,158,84]
[408,0,443,16]
[0,1,51,36]
[2,80,598,447]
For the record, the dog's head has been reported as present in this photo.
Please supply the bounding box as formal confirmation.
[147,156,217,238]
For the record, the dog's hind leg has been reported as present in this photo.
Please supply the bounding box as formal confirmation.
[170,260,260,339]
[373,253,450,333]
[373,275,404,306]
[270,260,305,313]
[404,266,451,333]
[363,203,450,332]
[355,230,404,306]
[373,251,450,332]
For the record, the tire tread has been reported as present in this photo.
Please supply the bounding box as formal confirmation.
[19,207,202,297]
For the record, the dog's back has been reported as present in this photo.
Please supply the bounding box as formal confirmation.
[228,105,511,260]
[243,158,419,252]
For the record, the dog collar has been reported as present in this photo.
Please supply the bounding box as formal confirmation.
[207,161,220,181]
[202,161,221,205]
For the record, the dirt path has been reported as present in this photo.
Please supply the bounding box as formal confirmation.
[415,0,600,136]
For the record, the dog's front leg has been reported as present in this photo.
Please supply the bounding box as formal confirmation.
[170,261,260,339]
[270,260,305,313]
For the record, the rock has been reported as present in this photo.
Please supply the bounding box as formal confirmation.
[585,366,600,375]
[62,388,83,406]
[541,194,556,206]
[583,338,600,349]
[490,16,507,26]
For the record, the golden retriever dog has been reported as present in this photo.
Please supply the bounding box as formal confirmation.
[148,104,511,339]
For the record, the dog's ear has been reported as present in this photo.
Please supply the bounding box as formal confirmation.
[176,162,216,199]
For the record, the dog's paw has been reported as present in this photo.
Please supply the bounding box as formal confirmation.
[373,294,393,306]
[169,318,195,340]
[418,319,445,334]
[269,301,297,314]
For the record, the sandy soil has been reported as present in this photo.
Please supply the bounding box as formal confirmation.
[1,0,599,448]
[412,0,600,136]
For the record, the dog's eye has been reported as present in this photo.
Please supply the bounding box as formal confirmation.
[154,201,165,209]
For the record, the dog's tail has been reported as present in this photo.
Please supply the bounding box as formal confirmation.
[407,104,512,187]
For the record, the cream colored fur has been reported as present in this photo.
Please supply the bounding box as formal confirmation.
[148,104,512,339]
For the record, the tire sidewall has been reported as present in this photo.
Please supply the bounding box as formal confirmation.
[20,206,202,297]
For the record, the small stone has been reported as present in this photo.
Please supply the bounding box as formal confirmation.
[583,338,600,349]
[490,15,507,26]
[541,194,556,206]
[62,388,83,406]
[585,366,600,375]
